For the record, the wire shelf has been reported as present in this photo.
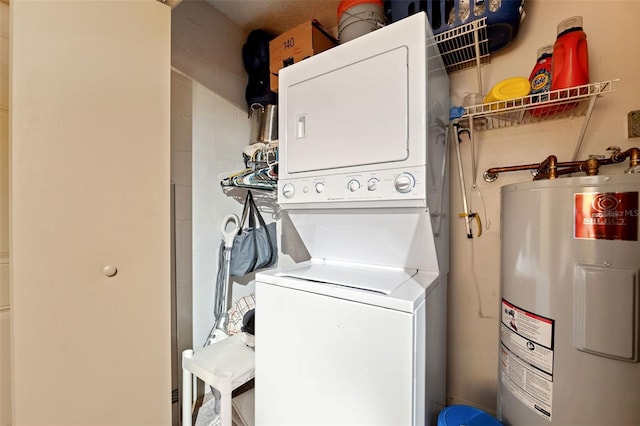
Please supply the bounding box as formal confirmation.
[458,80,618,130]
[220,143,278,192]
[434,18,490,73]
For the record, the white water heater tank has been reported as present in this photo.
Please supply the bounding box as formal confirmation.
[498,174,640,425]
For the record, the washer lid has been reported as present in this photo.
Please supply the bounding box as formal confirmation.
[276,260,416,295]
[257,259,441,312]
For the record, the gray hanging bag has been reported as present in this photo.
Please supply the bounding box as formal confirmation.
[226,191,277,277]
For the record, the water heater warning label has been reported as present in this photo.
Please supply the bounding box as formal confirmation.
[574,191,639,241]
[500,299,555,421]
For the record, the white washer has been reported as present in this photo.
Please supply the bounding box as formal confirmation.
[256,259,446,426]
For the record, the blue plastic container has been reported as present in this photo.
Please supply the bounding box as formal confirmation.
[386,0,525,53]
[438,405,502,426]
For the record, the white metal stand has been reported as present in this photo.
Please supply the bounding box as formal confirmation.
[182,333,255,426]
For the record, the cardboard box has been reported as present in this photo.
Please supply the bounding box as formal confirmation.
[269,20,337,92]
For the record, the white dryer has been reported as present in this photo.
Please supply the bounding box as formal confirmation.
[255,12,449,426]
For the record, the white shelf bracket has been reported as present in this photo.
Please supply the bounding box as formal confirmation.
[571,94,598,161]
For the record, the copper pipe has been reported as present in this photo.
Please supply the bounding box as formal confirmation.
[483,147,640,182]
[539,155,558,179]
[484,163,543,174]
[485,156,585,176]
[535,157,600,180]
[612,147,640,168]
[537,164,588,179]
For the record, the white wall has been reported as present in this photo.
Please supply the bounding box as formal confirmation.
[446,0,640,413]
[170,69,193,424]
[191,81,256,345]
[172,0,310,360]
[172,1,254,349]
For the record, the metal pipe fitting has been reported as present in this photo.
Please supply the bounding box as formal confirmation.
[483,147,640,181]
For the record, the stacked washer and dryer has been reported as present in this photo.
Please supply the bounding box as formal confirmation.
[254,12,450,426]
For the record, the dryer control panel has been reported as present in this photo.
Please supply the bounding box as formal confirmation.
[278,166,428,208]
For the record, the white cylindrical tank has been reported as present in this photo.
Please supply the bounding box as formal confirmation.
[498,174,640,425]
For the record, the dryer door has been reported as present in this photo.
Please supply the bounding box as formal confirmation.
[284,46,409,174]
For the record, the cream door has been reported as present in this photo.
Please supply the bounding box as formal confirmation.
[0,2,10,426]
[11,1,171,424]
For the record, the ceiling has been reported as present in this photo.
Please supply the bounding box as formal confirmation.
[204,0,342,36]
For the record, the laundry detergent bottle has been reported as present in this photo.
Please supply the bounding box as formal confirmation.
[530,44,553,100]
[551,16,589,91]
[529,44,554,117]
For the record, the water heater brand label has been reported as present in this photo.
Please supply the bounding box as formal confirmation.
[574,192,639,241]
[500,299,555,421]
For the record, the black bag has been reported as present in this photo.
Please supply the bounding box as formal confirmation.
[242,29,278,108]
[242,309,255,335]
[227,191,277,277]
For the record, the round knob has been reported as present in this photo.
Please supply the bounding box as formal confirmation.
[282,183,295,198]
[315,181,325,193]
[394,173,415,193]
[103,265,118,277]
[367,178,380,191]
[347,179,361,192]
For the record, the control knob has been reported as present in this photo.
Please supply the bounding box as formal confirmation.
[394,173,415,193]
[282,183,295,198]
[347,179,361,192]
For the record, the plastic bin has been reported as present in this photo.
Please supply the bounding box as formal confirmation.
[386,0,525,53]
[438,405,502,426]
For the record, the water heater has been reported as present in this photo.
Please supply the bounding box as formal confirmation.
[498,174,640,425]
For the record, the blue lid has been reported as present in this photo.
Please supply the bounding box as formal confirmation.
[438,405,502,426]
[450,106,465,120]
